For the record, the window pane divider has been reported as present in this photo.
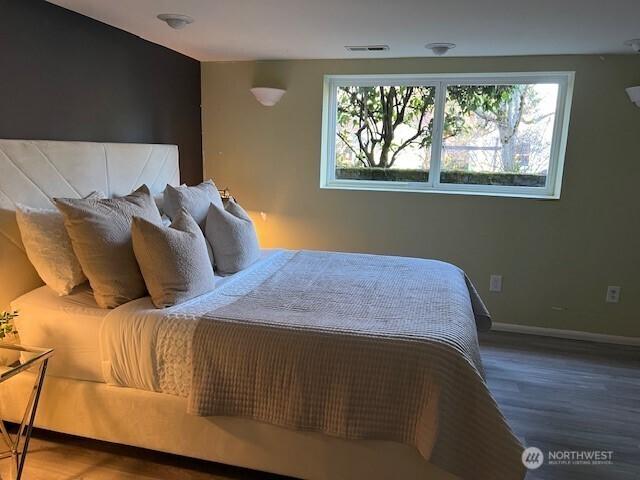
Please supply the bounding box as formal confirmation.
[430,81,447,189]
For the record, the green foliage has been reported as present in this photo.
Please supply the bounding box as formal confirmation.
[0,310,18,340]
[335,167,546,187]
[442,85,515,139]
[337,84,516,169]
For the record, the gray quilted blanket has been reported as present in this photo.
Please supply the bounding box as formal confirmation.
[190,250,524,480]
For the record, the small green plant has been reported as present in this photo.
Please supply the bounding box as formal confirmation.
[0,310,18,340]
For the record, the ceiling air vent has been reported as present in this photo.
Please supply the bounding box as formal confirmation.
[345,45,390,52]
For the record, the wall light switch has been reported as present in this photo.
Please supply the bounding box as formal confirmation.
[606,286,621,303]
[489,274,503,293]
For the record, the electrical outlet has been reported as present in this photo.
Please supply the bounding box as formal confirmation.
[489,274,503,293]
[606,286,621,303]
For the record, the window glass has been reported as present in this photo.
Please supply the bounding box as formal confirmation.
[440,84,559,187]
[321,73,572,198]
[336,85,436,183]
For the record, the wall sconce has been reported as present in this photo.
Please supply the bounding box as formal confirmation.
[250,87,286,107]
[626,86,640,107]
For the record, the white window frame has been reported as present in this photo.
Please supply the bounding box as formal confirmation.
[320,72,575,199]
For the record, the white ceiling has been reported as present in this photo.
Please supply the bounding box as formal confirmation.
[48,0,640,61]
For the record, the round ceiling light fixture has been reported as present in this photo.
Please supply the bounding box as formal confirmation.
[157,13,194,30]
[624,38,640,53]
[425,43,456,56]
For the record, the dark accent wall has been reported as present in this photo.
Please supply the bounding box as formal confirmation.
[0,0,202,184]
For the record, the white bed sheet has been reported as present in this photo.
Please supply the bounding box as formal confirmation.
[11,284,107,382]
[100,249,284,391]
[12,249,281,384]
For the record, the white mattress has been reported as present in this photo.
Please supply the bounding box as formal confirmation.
[10,250,282,384]
[11,284,107,383]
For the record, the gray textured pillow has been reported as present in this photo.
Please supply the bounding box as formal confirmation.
[132,209,215,308]
[205,198,260,275]
[55,185,163,308]
[163,180,223,227]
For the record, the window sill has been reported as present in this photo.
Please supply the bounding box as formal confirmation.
[320,181,560,200]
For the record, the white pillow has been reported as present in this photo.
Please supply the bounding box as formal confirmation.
[16,192,103,296]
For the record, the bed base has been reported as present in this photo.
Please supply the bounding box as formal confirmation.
[0,372,456,480]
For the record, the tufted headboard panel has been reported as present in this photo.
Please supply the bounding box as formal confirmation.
[0,139,180,310]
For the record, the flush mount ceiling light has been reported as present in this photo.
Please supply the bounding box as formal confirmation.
[250,87,286,107]
[157,13,194,30]
[624,38,640,53]
[425,43,456,56]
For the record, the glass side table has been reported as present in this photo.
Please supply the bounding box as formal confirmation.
[0,343,53,480]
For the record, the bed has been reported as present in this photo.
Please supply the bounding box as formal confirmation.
[0,139,524,480]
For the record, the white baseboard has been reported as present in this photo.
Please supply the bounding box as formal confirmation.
[490,322,640,347]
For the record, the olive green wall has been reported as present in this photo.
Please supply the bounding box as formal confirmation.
[202,55,640,338]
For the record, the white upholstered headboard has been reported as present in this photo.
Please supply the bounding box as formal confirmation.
[0,139,180,310]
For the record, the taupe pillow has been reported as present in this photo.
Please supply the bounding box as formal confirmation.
[55,185,162,308]
[205,198,260,275]
[132,209,215,308]
[163,180,223,227]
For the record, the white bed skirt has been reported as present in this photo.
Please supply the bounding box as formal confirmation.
[0,373,457,480]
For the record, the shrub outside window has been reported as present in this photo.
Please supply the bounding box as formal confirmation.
[320,73,574,199]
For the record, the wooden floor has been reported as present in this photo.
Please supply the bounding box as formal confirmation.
[1,331,638,479]
[480,332,640,480]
